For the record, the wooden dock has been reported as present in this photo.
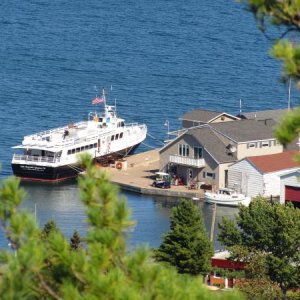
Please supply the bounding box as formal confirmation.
[102,149,205,199]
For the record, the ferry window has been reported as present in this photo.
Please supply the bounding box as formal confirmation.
[111,135,115,141]
[76,148,80,153]
[116,134,119,140]
[121,122,125,127]
[67,150,71,155]
[194,147,203,159]
[81,146,84,151]
[72,149,75,154]
[85,145,89,150]
[93,143,97,148]
[89,144,93,149]
[120,132,123,138]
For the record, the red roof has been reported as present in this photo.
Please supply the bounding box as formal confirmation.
[211,258,246,270]
[247,151,299,174]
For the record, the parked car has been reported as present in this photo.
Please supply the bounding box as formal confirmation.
[152,172,171,189]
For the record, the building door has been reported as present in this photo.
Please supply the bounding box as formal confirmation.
[187,168,193,183]
[224,170,228,187]
[285,185,300,208]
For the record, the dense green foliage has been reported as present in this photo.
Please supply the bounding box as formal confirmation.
[0,155,241,299]
[155,199,214,276]
[218,197,300,297]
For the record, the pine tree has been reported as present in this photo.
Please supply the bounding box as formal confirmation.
[41,219,59,239]
[70,230,81,251]
[155,199,214,275]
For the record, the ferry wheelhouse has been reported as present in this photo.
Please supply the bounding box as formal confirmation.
[11,92,147,182]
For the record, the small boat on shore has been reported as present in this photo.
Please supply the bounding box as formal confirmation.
[204,188,251,207]
[11,90,147,182]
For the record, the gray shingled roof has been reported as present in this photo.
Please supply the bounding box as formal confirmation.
[180,109,223,123]
[210,119,275,143]
[189,127,237,163]
[240,109,288,124]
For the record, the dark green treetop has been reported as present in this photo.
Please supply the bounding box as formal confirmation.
[155,199,214,276]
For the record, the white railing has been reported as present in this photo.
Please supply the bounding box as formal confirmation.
[22,123,146,148]
[12,154,60,164]
[169,155,205,168]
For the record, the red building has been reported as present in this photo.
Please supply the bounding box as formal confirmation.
[208,251,246,288]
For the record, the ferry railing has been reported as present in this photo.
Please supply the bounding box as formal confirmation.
[22,123,147,148]
[12,154,60,164]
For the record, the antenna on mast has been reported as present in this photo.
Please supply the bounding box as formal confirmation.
[102,88,107,107]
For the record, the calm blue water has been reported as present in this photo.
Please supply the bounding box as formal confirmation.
[0,1,294,249]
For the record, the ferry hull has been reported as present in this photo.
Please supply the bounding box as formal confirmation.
[11,144,141,183]
[11,164,79,183]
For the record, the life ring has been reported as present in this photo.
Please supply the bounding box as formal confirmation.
[116,162,122,170]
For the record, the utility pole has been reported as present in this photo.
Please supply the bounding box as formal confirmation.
[210,202,217,242]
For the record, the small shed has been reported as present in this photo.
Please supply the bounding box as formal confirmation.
[280,170,300,207]
[228,151,299,198]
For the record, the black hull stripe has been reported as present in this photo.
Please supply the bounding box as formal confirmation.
[11,144,140,182]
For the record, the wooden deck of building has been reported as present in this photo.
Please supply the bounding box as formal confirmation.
[102,149,206,200]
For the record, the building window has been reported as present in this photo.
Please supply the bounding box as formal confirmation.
[247,142,256,149]
[194,147,203,159]
[204,172,215,179]
[261,141,270,147]
[179,144,189,157]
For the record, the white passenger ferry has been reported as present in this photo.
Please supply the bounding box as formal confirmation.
[11,91,147,182]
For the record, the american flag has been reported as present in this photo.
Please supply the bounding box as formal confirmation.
[92,97,104,105]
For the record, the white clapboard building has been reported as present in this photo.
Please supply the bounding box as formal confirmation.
[228,151,299,198]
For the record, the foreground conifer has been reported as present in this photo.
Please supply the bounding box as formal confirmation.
[0,155,241,299]
[155,199,214,275]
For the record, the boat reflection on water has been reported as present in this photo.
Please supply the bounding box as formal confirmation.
[0,182,238,251]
